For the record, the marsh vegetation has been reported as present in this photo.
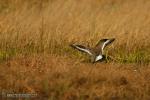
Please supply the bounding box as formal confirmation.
[0,0,150,99]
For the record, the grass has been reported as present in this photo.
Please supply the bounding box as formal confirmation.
[0,0,150,99]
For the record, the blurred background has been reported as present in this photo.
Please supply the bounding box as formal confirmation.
[0,0,150,100]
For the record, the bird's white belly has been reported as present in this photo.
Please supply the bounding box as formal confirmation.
[95,55,103,61]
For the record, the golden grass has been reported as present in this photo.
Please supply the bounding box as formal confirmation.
[0,55,150,99]
[0,0,150,99]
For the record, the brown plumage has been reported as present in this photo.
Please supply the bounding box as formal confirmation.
[70,38,115,63]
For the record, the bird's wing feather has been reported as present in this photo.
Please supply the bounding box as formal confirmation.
[95,38,115,54]
[101,40,112,51]
[70,44,92,55]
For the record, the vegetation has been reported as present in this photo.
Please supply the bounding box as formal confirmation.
[0,0,150,99]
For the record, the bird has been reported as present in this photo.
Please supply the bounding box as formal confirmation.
[70,38,115,63]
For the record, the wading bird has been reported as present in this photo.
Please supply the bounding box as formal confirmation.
[70,38,115,63]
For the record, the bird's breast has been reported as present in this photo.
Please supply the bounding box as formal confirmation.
[95,55,103,62]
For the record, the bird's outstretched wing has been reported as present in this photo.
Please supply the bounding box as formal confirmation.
[102,39,115,50]
[70,44,93,55]
[96,38,115,51]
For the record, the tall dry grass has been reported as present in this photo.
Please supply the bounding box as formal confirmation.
[0,0,150,99]
[0,0,150,63]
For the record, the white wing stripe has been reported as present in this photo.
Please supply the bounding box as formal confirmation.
[102,40,110,53]
[75,46,93,55]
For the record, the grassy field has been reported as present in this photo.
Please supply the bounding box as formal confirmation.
[0,0,150,100]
